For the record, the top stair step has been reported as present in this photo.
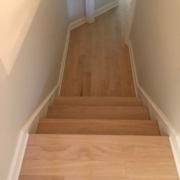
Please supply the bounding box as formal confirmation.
[54,97,142,106]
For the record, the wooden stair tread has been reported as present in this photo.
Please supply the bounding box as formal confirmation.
[19,135,178,179]
[54,97,142,106]
[47,106,150,120]
[37,119,160,136]
[19,176,180,180]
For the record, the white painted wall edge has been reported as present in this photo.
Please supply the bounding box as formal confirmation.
[8,25,71,180]
[128,40,180,178]
[86,0,95,24]
[69,0,119,31]
[58,27,71,94]
[125,0,136,45]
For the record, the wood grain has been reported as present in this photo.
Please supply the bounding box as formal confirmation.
[126,161,178,178]
[22,135,173,162]
[54,97,142,106]
[20,135,178,179]
[37,119,160,136]
[20,161,126,177]
[60,8,136,97]
[65,178,179,180]
[19,176,179,180]
[19,176,64,180]
[65,178,127,180]
[47,106,150,120]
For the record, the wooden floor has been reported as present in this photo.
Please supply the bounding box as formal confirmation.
[61,7,136,97]
[19,135,179,180]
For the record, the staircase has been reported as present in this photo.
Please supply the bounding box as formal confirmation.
[19,97,179,180]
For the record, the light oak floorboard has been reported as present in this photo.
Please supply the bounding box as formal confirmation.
[37,119,160,135]
[19,176,64,180]
[65,178,179,180]
[20,135,178,179]
[47,106,150,120]
[60,8,136,97]
[126,161,178,179]
[54,97,142,106]
[65,178,127,180]
[20,161,126,177]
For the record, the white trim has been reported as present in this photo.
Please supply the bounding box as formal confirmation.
[7,132,28,180]
[125,0,136,45]
[70,1,119,31]
[58,27,71,95]
[128,40,138,96]
[128,40,180,178]
[86,0,95,24]
[95,0,119,17]
[69,17,86,31]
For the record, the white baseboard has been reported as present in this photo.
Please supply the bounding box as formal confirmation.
[128,40,180,178]
[7,132,28,180]
[58,27,71,95]
[8,85,58,180]
[70,0,119,31]
[95,0,119,17]
[69,17,86,31]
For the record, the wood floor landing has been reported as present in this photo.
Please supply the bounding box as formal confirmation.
[60,8,136,97]
[19,135,179,180]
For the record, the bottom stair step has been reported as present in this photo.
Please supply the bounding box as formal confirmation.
[19,135,179,179]
[19,176,180,180]
[37,119,160,136]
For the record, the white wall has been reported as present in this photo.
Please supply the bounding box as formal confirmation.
[67,0,117,23]
[118,0,131,41]
[95,0,115,10]
[130,0,180,133]
[0,0,69,179]
[67,0,86,23]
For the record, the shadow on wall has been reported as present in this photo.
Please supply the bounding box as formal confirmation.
[0,0,68,179]
[0,0,41,76]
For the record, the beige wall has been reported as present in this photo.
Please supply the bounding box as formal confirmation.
[0,0,69,179]
[131,0,180,133]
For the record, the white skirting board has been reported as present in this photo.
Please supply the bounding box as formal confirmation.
[8,26,71,180]
[8,85,58,180]
[95,0,119,17]
[69,0,119,31]
[58,27,71,95]
[128,40,180,178]
[69,17,86,31]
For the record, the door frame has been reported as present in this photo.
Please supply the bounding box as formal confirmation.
[125,0,137,44]
[86,0,95,24]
